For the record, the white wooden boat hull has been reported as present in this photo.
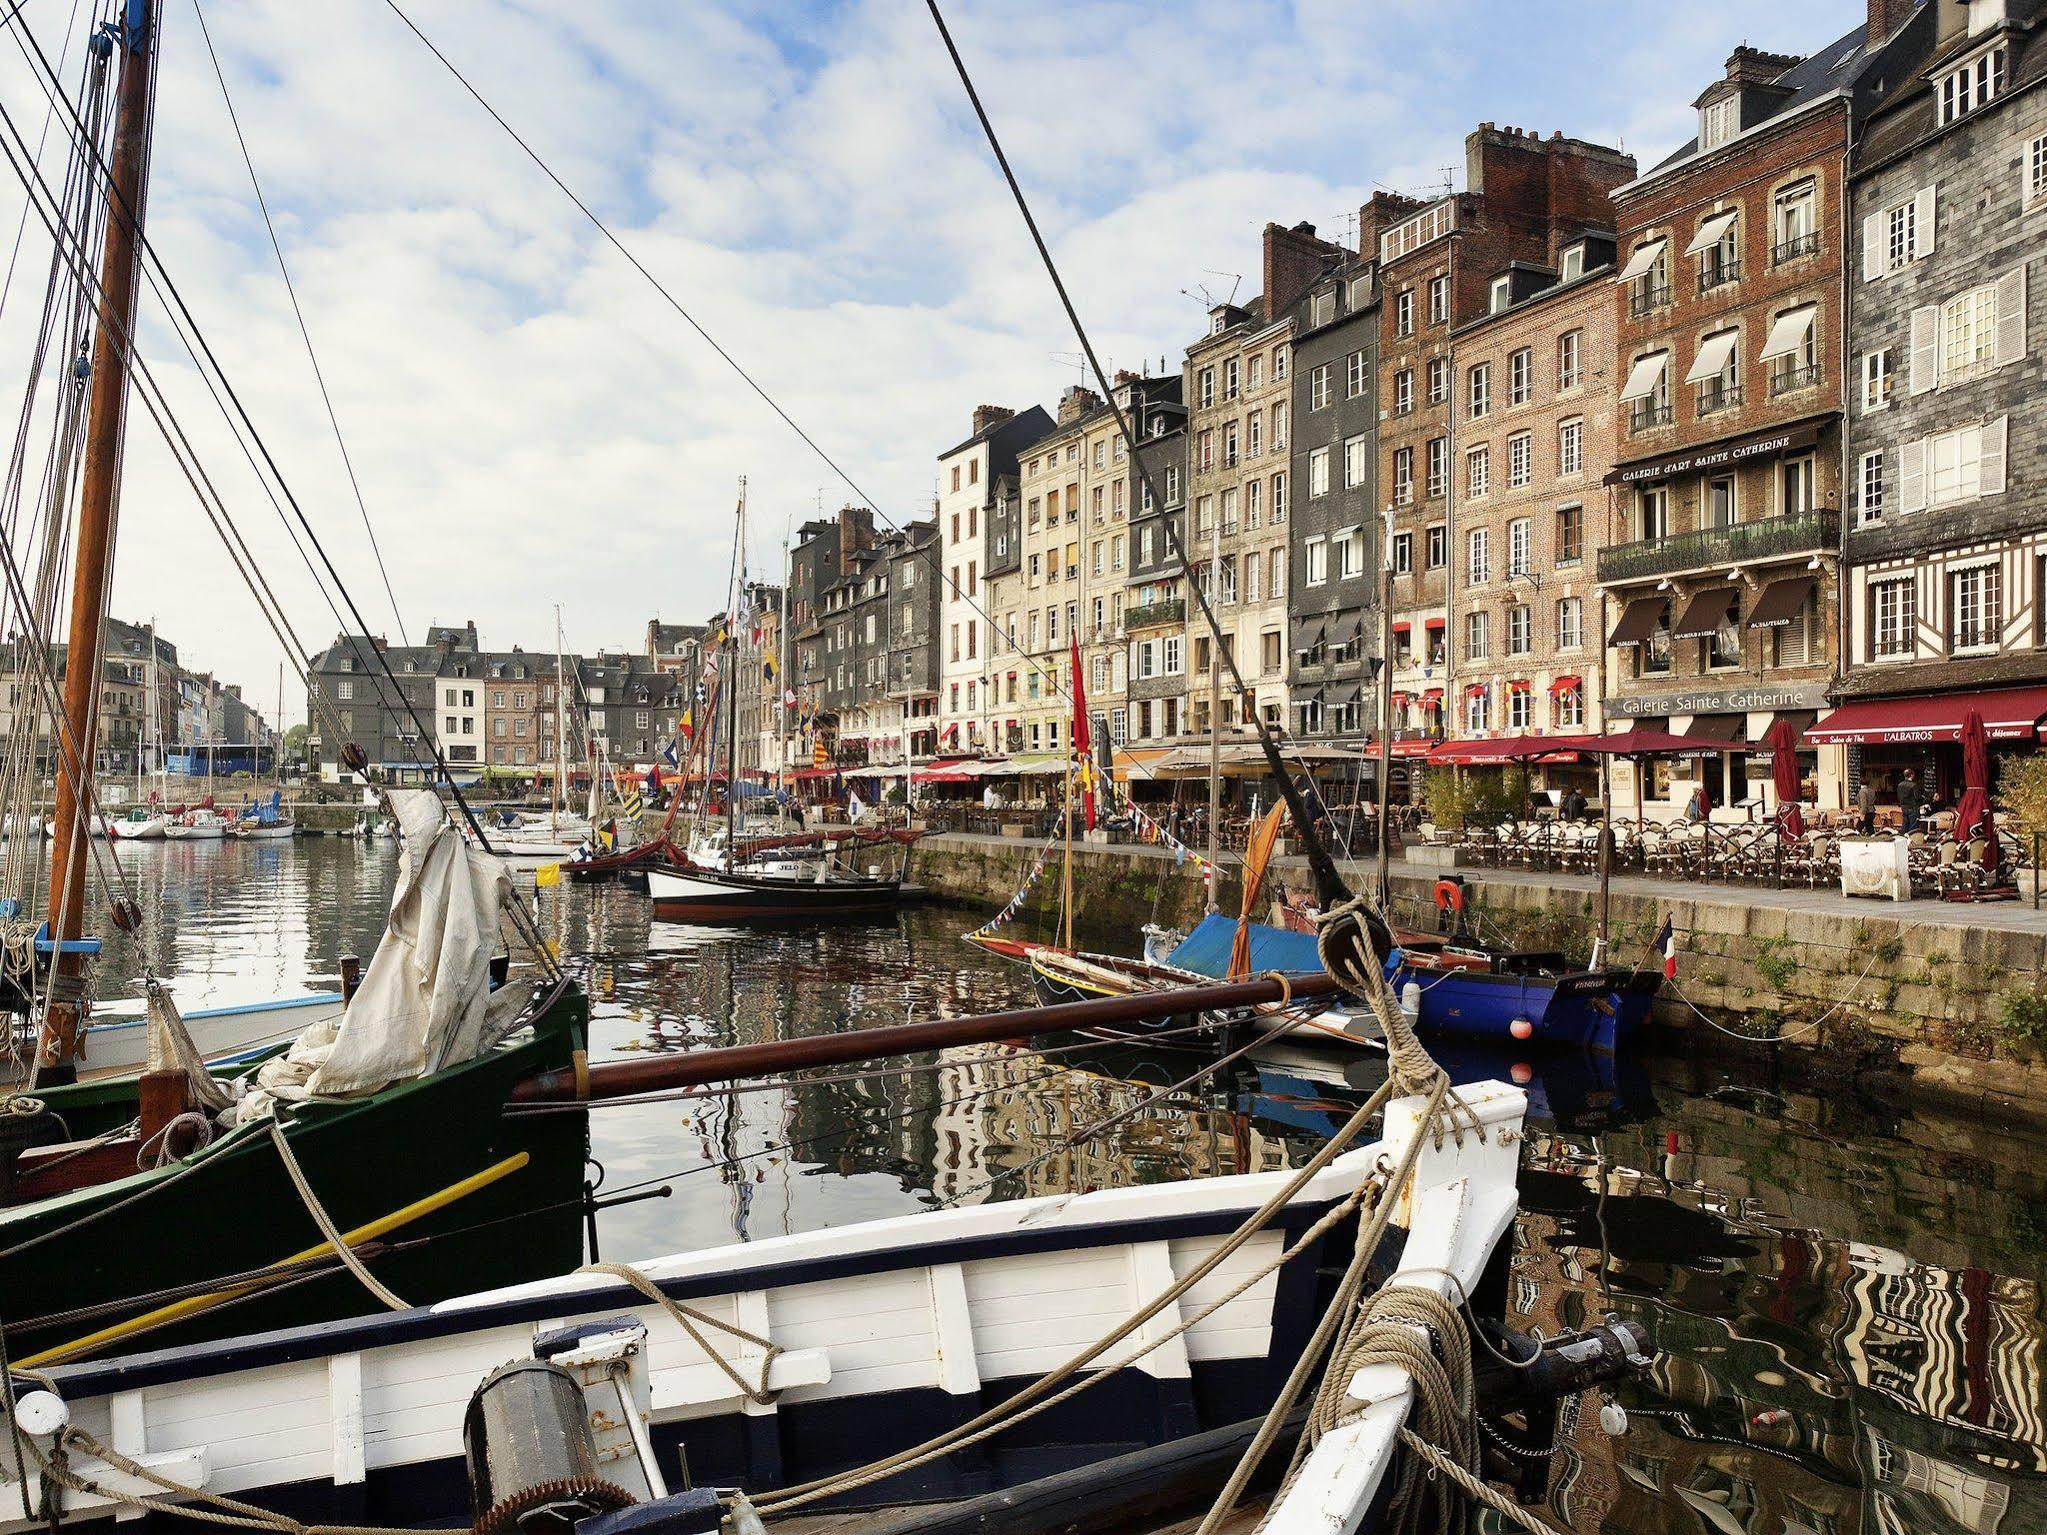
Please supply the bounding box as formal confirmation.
[0,1082,1527,1532]
[65,991,346,1080]
[231,823,296,840]
[163,823,227,841]
[108,817,167,840]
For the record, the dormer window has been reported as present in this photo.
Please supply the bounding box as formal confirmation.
[1700,95,1739,152]
[1209,313,1226,336]
[1489,275,1511,314]
[1560,243,1585,282]
[1938,41,2007,124]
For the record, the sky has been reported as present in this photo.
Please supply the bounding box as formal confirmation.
[0,0,1863,726]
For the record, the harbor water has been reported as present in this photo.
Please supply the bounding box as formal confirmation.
[50,836,2047,1533]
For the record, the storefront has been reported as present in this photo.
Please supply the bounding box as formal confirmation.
[1806,685,2047,810]
[1601,684,1826,817]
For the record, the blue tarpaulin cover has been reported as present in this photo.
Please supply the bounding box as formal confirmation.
[1167,912,1323,978]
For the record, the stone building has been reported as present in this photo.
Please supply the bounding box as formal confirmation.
[935,404,1051,757]
[1444,232,1618,751]
[883,523,940,764]
[1288,250,1379,750]
[787,504,876,765]
[1378,128,1636,758]
[1604,38,1864,812]
[1121,381,1190,748]
[1820,0,2047,804]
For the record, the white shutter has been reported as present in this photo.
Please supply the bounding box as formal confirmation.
[1863,212,1884,281]
[1980,416,2008,497]
[1914,186,1936,258]
[1909,306,1940,395]
[1898,439,1928,513]
[1995,265,2028,366]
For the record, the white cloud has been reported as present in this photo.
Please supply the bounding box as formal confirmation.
[0,0,1857,724]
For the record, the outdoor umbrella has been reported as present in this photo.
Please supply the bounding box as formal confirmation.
[1954,708,1996,869]
[1768,717,1804,840]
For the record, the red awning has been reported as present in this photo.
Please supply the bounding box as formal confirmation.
[1508,679,1533,693]
[1391,621,1412,633]
[1390,690,1412,705]
[1805,685,2047,745]
[1422,687,1445,701]
[1548,675,1582,696]
[914,758,981,785]
[1427,734,1582,765]
[1543,727,1719,757]
[1425,617,1446,630]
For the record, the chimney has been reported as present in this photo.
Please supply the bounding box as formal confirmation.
[1867,0,1916,42]
[1724,45,1801,85]
[1056,385,1101,426]
[1262,220,1344,318]
[970,403,1012,435]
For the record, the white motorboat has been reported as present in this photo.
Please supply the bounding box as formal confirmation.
[106,812,166,841]
[230,820,296,840]
[163,810,228,840]
[40,814,112,839]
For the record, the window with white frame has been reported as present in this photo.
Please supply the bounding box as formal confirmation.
[1507,604,1531,656]
[1245,478,1261,525]
[1394,369,1413,414]
[1429,275,1449,324]
[1639,485,1671,540]
[1310,363,1332,411]
[1507,517,1531,577]
[1557,330,1582,391]
[1395,290,1414,336]
[1489,275,1511,314]
[1560,243,1585,282]
[1773,178,1817,258]
[1559,417,1583,476]
[1940,282,2002,382]
[1859,451,1886,525]
[1464,686,1491,733]
[1507,433,1532,489]
[1871,577,1914,659]
[1347,349,1367,398]
[1163,635,1183,674]
[2028,132,2047,209]
[1555,678,1584,727]
[1928,421,1996,506]
[1344,434,1369,489]
[1274,347,1288,380]
[1862,348,1894,412]
[1271,472,1287,522]
[1952,563,2001,650]
[1467,525,1491,584]
[1393,447,1414,504]
[1465,611,1490,662]
[1555,596,1583,650]
[1469,363,1491,418]
[1782,453,1816,515]
[1888,193,1921,272]
[1938,42,2007,125]
[1393,531,1413,574]
[1426,438,1448,499]
[1466,444,1491,500]
[1198,367,1215,407]
[1427,356,1449,403]
[1247,409,1262,457]
[1309,446,1331,497]
[1508,348,1533,406]
[1507,686,1533,729]
[1338,526,1365,578]
[1699,94,1738,152]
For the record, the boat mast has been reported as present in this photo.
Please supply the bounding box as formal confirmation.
[1375,512,1394,905]
[552,604,566,830]
[723,479,746,856]
[1204,531,1220,914]
[776,534,789,798]
[40,0,157,1076]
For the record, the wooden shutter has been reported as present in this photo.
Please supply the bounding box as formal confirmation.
[1995,265,2027,366]
[1898,438,1928,513]
[1914,186,1936,258]
[1909,306,1940,395]
[1862,212,1884,281]
[1981,416,2008,497]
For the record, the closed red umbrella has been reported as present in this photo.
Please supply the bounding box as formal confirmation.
[1954,708,1995,868]
[1768,717,1804,840]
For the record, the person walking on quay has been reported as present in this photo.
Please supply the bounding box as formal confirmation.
[1899,768,1922,834]
[1857,775,1878,835]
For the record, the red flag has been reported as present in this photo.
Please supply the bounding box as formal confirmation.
[1069,637,1095,830]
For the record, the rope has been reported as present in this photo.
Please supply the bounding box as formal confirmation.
[577,1262,781,1406]
[266,1121,407,1311]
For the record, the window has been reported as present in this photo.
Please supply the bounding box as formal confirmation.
[1305,537,1328,586]
[1489,274,1511,314]
[1699,94,1738,151]
[1468,363,1491,418]
[1558,418,1583,476]
[1628,242,1671,314]
[1507,517,1531,577]
[1507,605,1531,656]
[1698,210,1741,290]
[1939,282,2002,383]
[1557,331,1581,391]
[1345,349,1368,398]
[1772,178,1817,263]
[1782,453,1816,516]
[1395,290,1414,336]
[1694,327,1742,414]
[1555,596,1583,650]
[1198,367,1215,407]
[336,679,354,701]
[1925,421,2000,507]
[1244,410,1261,458]
[1223,358,1239,400]
[1427,356,1449,404]
[1426,524,1446,569]
[1466,444,1490,500]
[1271,402,1287,447]
[1392,447,1414,505]
[1310,363,1332,411]
[1859,451,1886,525]
[1465,684,1492,734]
[2028,132,2047,210]
[1274,347,1288,381]
[1639,486,1671,540]
[1166,465,1180,503]
[1426,438,1448,498]
[1706,473,1737,528]
[1507,433,1532,489]
[1223,421,1239,468]
[1338,526,1365,579]
[1198,430,1215,472]
[1246,478,1262,525]
[1270,472,1286,522]
[1508,685,1534,729]
[1164,635,1183,674]
[1764,306,1819,395]
[1465,610,1490,661]
[1560,243,1585,282]
[1555,504,1583,565]
[1938,43,2007,124]
[1709,598,1743,669]
[1508,348,1532,406]
[1394,369,1414,414]
[1467,526,1491,584]
[1952,563,2002,650]
[1871,578,1915,660]
[1862,348,1894,412]
[1301,445,1329,500]
[1393,531,1413,574]
[1344,434,1369,489]
[1429,275,1449,324]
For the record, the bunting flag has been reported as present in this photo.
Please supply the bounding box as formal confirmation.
[678,708,694,743]
[763,653,778,682]
[660,737,680,769]
[1068,636,1096,831]
[618,774,644,821]
[964,829,1063,941]
[1654,917,1679,980]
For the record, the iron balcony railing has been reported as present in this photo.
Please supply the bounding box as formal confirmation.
[1696,381,1744,417]
[1698,261,1742,293]
[1772,231,1820,265]
[1629,282,1672,318]
[1770,363,1824,397]
[1629,401,1674,434]
[1596,507,1840,583]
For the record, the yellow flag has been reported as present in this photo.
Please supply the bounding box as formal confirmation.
[534,862,561,888]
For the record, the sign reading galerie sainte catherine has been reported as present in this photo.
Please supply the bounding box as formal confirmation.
[1601,683,1830,718]
[1602,419,1827,487]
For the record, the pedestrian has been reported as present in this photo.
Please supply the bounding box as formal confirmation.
[1561,786,1587,822]
[1898,768,1921,834]
[1684,782,1709,822]
[1856,776,1878,835]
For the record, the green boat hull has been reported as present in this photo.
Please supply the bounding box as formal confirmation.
[0,978,589,1363]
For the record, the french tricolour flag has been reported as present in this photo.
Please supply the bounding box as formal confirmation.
[1654,918,1678,980]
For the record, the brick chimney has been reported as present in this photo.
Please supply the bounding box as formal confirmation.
[1262,220,1346,318]
[1056,385,1101,427]
[1357,190,1424,262]
[1867,0,1917,43]
[1724,45,1801,86]
[970,403,1012,435]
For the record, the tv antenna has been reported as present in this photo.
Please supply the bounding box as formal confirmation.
[1179,269,1242,311]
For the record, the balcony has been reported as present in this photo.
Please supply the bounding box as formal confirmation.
[1628,282,1672,319]
[1697,261,1742,294]
[1770,363,1823,397]
[1696,381,1744,417]
[1772,231,1820,265]
[1124,598,1186,629]
[1629,401,1674,435]
[1596,507,1840,584]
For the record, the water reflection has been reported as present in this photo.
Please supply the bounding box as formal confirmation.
[48,839,2047,1533]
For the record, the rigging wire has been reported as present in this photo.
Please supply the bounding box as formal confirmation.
[186,0,409,649]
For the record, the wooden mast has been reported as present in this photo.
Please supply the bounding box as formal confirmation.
[40,0,156,1078]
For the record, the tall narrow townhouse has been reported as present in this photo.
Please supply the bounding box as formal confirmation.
[936,404,1051,757]
[1379,128,1635,761]
[1604,37,1869,814]
[1012,388,1100,759]
[1823,0,2047,804]
[1123,392,1190,749]
[1445,230,1622,759]
[1185,222,1347,746]
[1289,248,1380,751]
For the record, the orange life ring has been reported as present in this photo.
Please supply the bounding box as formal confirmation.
[1433,879,1465,914]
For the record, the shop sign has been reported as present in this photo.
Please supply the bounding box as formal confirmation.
[1602,683,1829,717]
[1604,420,1826,487]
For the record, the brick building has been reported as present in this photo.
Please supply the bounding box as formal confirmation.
[1443,234,1619,761]
[1378,127,1635,757]
[1603,38,1864,812]
[1819,0,2047,806]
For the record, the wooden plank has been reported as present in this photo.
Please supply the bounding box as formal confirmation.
[329,1352,365,1487]
[649,1347,831,1413]
[108,1390,146,1525]
[735,1292,775,1420]
[1,1450,208,1523]
[1127,1242,1192,1382]
[926,1264,980,1397]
